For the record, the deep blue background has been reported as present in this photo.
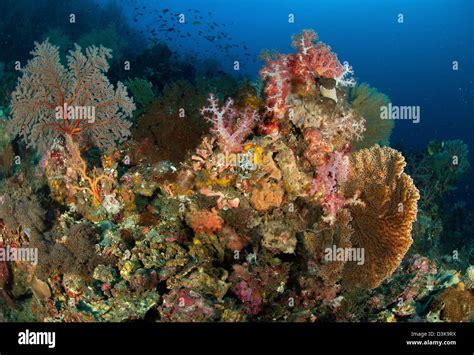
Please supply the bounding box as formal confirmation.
[110,0,474,205]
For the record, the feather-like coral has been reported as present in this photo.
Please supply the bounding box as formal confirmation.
[349,83,393,150]
[9,40,135,153]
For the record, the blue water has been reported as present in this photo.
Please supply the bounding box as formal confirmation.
[113,0,473,203]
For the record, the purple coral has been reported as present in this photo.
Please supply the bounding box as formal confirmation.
[234,280,262,315]
[200,94,258,153]
[313,148,362,224]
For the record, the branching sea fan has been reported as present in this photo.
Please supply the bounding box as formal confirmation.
[9,40,135,153]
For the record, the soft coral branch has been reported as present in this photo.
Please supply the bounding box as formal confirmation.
[313,147,364,224]
[200,94,258,153]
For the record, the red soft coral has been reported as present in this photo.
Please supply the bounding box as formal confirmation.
[259,30,344,118]
[292,29,343,84]
[259,52,293,119]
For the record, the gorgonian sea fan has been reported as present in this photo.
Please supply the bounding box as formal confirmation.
[9,40,135,153]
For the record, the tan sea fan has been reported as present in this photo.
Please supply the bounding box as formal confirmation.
[342,145,420,289]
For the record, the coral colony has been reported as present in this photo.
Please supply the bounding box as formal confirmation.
[0,28,472,324]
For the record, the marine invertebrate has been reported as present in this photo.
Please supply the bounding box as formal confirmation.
[260,219,297,254]
[35,222,109,281]
[159,287,216,322]
[274,143,313,198]
[200,94,259,153]
[433,139,470,185]
[311,209,354,285]
[342,145,420,289]
[465,266,474,290]
[233,280,263,315]
[186,209,224,235]
[64,136,116,205]
[303,128,332,167]
[220,226,249,251]
[291,29,343,92]
[335,61,356,88]
[314,149,363,225]
[408,139,470,209]
[125,77,154,116]
[249,179,284,212]
[429,287,474,322]
[199,187,240,210]
[259,52,292,118]
[9,40,135,153]
[259,29,348,117]
[0,181,45,234]
[289,97,365,150]
[349,83,393,149]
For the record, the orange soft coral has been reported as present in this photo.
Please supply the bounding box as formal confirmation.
[186,209,224,235]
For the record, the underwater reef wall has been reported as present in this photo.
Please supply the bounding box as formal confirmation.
[0,28,471,323]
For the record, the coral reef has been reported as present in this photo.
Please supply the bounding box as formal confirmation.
[2,28,471,325]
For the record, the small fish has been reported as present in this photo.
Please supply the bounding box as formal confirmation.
[192,21,201,25]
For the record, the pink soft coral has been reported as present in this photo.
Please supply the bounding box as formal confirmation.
[234,280,262,315]
[200,94,258,153]
[313,148,363,224]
